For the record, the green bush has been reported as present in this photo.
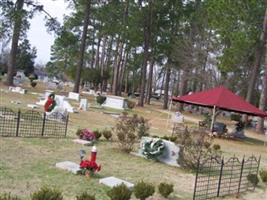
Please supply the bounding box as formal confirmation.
[213,144,221,151]
[30,81,37,88]
[76,192,95,200]
[96,95,106,105]
[134,181,155,200]
[230,114,241,121]
[158,183,174,198]
[102,129,112,140]
[31,186,63,200]
[107,184,132,200]
[0,193,21,200]
[93,130,102,140]
[247,174,259,186]
[126,100,136,109]
[260,170,267,183]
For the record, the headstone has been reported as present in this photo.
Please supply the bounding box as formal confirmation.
[8,86,26,94]
[79,98,88,111]
[36,91,74,113]
[73,139,92,145]
[68,92,80,101]
[55,161,80,174]
[27,104,38,109]
[99,177,134,189]
[136,137,180,167]
[171,112,184,123]
[102,95,127,110]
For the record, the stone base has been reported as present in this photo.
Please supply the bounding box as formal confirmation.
[55,161,80,174]
[99,177,134,188]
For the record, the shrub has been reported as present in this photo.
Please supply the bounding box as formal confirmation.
[31,186,63,200]
[134,181,155,200]
[0,193,21,200]
[93,130,102,140]
[76,129,96,141]
[114,113,149,153]
[247,174,259,186]
[126,100,136,109]
[30,81,37,88]
[107,184,132,200]
[102,129,112,140]
[96,95,106,105]
[76,192,95,200]
[213,144,221,151]
[230,114,241,121]
[158,183,174,198]
[260,170,267,183]
[177,128,222,170]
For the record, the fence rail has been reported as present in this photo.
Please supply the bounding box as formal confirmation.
[0,107,68,138]
[193,155,260,200]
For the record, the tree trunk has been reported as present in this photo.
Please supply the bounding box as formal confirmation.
[6,0,25,86]
[138,1,151,107]
[73,1,91,93]
[246,8,267,103]
[177,69,189,111]
[94,36,101,69]
[112,41,124,95]
[145,60,154,104]
[256,48,267,133]
[163,64,171,109]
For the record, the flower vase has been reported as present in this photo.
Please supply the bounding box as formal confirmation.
[85,171,90,178]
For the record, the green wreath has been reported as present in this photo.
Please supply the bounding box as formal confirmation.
[142,138,165,159]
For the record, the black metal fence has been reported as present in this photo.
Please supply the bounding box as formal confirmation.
[0,107,68,137]
[193,155,260,200]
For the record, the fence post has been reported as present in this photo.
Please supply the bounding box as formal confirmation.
[217,158,224,197]
[64,114,69,137]
[41,112,46,137]
[16,110,21,137]
[237,157,245,194]
[193,158,200,200]
[254,156,261,191]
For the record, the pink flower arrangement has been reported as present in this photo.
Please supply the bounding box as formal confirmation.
[77,129,96,141]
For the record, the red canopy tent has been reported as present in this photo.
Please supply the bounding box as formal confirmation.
[172,86,267,129]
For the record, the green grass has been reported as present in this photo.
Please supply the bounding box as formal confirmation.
[0,82,267,200]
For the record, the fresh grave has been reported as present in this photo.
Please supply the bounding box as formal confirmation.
[56,146,101,176]
[133,137,180,167]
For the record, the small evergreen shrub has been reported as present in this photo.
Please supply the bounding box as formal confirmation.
[31,186,63,200]
[213,144,221,151]
[134,181,155,200]
[0,193,21,200]
[30,81,37,88]
[126,100,136,109]
[76,192,95,200]
[93,130,102,140]
[107,184,132,200]
[260,170,267,183]
[158,183,174,198]
[103,129,112,140]
[247,174,259,186]
[96,95,106,105]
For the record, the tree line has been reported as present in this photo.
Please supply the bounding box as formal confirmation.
[1,0,267,132]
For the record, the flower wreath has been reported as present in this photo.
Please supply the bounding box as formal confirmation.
[142,138,165,160]
[44,93,57,112]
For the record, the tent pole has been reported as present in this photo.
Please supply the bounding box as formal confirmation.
[210,105,216,131]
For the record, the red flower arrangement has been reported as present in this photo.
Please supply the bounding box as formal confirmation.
[78,146,101,176]
[76,129,96,141]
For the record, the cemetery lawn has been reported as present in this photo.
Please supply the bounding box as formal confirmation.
[1,82,267,200]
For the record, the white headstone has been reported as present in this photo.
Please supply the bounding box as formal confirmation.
[27,104,38,109]
[99,177,134,189]
[8,86,26,94]
[55,161,80,174]
[68,92,80,101]
[79,98,88,111]
[102,95,127,110]
[171,112,184,123]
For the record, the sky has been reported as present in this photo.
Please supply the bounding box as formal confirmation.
[27,0,70,65]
